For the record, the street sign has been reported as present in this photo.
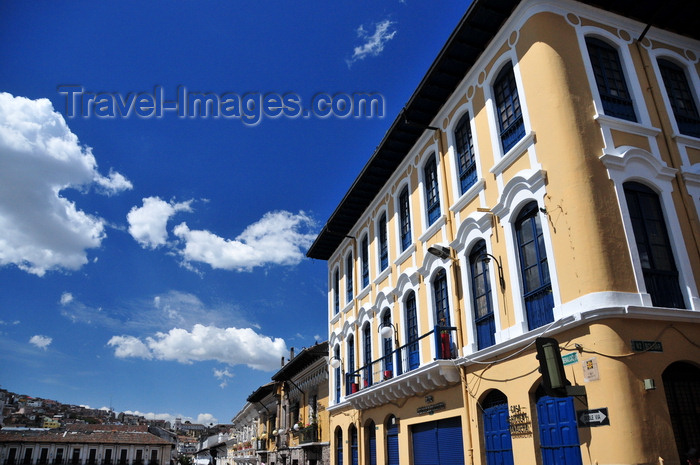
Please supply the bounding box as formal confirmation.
[577,408,610,427]
[561,352,578,366]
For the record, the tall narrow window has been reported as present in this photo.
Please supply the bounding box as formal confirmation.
[378,213,388,271]
[494,64,525,152]
[405,292,419,370]
[434,269,452,359]
[350,425,359,465]
[346,253,353,303]
[515,202,554,330]
[424,155,441,225]
[361,235,369,288]
[366,421,377,465]
[347,335,355,395]
[363,324,372,387]
[658,59,700,138]
[455,113,477,193]
[433,269,451,326]
[381,312,393,376]
[334,269,340,314]
[399,186,412,251]
[624,182,685,308]
[586,37,636,121]
[470,241,496,349]
[336,428,344,465]
[334,345,341,403]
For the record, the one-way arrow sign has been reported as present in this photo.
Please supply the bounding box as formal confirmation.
[577,408,610,427]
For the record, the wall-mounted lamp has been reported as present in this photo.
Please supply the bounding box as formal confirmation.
[329,356,343,370]
[378,322,399,347]
[427,244,454,261]
[480,253,506,291]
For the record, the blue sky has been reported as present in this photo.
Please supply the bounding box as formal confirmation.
[0,1,468,425]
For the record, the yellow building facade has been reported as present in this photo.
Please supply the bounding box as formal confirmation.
[307,0,700,464]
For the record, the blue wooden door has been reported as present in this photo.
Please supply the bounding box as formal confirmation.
[537,396,583,465]
[386,421,399,465]
[483,404,514,465]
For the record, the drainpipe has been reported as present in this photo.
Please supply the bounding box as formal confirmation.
[404,111,474,465]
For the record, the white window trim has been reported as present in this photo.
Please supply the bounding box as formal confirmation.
[483,55,533,165]
[492,168,561,340]
[600,147,700,310]
[418,148,445,233]
[451,211,500,356]
[394,181,414,256]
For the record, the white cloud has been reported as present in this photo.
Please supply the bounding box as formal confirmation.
[108,324,287,371]
[347,19,397,66]
[127,197,192,249]
[213,367,234,389]
[108,335,153,359]
[29,334,52,350]
[60,292,74,305]
[197,413,218,425]
[0,92,132,276]
[173,210,315,272]
[122,410,215,426]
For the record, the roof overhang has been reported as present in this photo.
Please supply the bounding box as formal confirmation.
[305,0,699,261]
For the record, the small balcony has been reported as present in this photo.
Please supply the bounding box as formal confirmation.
[292,424,318,444]
[339,325,460,409]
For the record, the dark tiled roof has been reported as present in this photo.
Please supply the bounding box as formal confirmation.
[306,0,699,261]
[246,382,275,403]
[0,428,172,446]
[271,341,329,381]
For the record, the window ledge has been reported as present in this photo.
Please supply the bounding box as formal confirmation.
[595,114,661,137]
[373,266,391,286]
[450,178,485,213]
[394,244,416,267]
[418,215,446,243]
[490,131,535,176]
[673,132,700,150]
[341,301,354,315]
[356,285,371,301]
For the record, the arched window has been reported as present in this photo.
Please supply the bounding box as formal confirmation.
[378,213,389,271]
[386,416,399,465]
[347,335,356,395]
[470,241,496,349]
[361,234,370,288]
[405,291,420,370]
[663,362,700,460]
[623,182,685,308]
[585,37,636,121]
[335,427,344,465]
[334,345,341,403]
[399,186,412,251]
[433,269,451,327]
[366,421,377,465]
[363,323,372,387]
[381,311,394,376]
[494,63,525,152]
[349,425,358,465]
[455,113,477,194]
[346,253,354,304]
[515,202,554,330]
[424,154,441,225]
[658,59,700,137]
[333,268,340,314]
[433,269,453,359]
